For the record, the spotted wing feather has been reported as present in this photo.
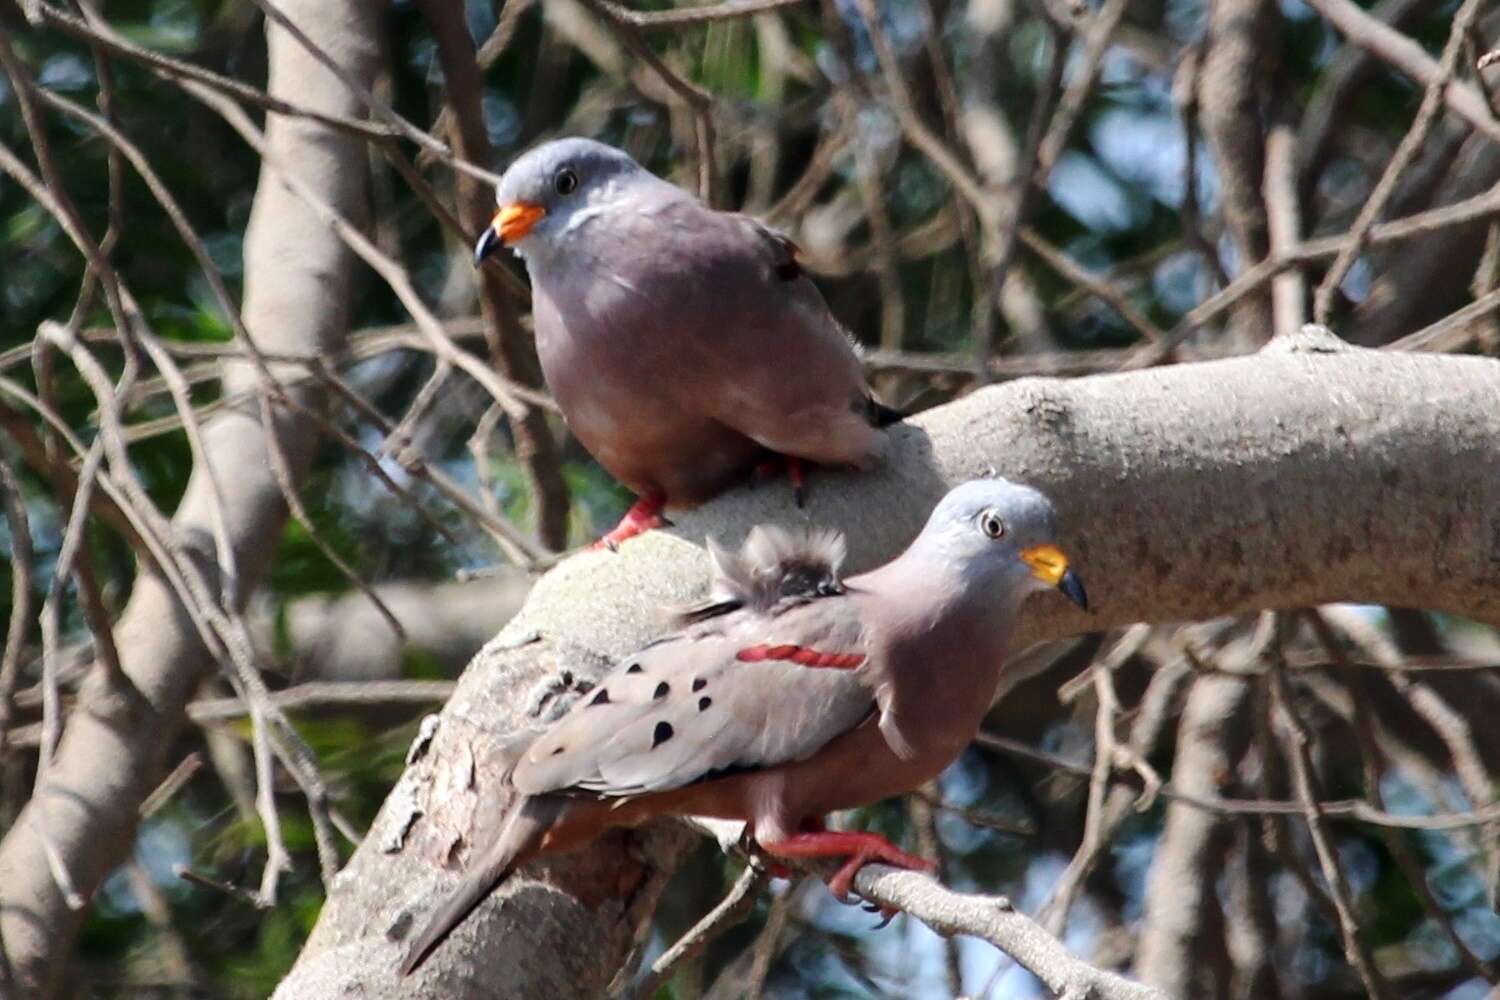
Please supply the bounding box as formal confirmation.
[511,595,874,798]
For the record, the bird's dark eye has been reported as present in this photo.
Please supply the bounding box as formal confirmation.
[980,510,1006,540]
[554,167,579,196]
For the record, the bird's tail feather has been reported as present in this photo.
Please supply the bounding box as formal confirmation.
[400,795,563,976]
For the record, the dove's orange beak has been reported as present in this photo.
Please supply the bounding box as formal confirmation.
[474,202,546,264]
[1021,544,1088,610]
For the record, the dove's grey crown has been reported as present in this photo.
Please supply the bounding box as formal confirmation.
[495,138,649,214]
[927,478,1059,544]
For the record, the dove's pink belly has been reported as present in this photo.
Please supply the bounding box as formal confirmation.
[565,398,766,505]
[533,276,879,506]
[550,717,968,847]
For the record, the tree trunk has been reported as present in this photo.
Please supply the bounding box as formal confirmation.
[0,0,376,993]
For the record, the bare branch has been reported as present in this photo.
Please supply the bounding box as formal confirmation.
[848,865,1166,1000]
[619,863,769,999]
[600,0,807,29]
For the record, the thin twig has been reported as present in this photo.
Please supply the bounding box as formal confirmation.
[619,863,769,999]
[1264,120,1307,335]
[1032,0,1133,183]
[140,753,205,820]
[847,865,1167,1000]
[187,680,457,724]
[601,0,807,29]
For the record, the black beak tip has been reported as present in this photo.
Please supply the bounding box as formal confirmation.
[473,227,501,267]
[1058,568,1088,612]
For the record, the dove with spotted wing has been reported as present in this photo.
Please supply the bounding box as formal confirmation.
[400,478,1087,975]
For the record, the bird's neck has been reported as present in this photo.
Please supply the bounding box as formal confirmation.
[860,551,1019,657]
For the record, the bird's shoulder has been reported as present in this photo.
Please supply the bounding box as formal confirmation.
[623,197,804,282]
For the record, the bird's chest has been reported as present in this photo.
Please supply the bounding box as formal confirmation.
[530,278,753,498]
[881,625,1010,758]
[534,277,694,399]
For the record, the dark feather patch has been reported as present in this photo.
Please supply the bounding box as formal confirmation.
[673,526,847,626]
[862,393,906,428]
[652,721,674,748]
[653,681,670,699]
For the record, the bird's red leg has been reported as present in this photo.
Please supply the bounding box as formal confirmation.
[757,831,933,903]
[762,816,828,879]
[593,492,667,550]
[746,456,806,506]
[786,458,806,508]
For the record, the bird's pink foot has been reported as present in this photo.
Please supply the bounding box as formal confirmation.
[758,830,933,903]
[594,494,667,550]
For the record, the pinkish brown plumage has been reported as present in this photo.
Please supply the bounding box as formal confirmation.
[400,479,1088,976]
[474,138,900,546]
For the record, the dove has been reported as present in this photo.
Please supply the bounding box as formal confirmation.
[400,478,1088,975]
[473,138,900,547]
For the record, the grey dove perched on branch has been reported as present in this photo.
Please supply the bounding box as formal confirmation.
[474,138,901,547]
[401,478,1088,974]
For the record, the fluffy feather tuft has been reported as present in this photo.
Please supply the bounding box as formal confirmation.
[675,526,847,625]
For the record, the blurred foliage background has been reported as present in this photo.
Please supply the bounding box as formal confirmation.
[4,0,1500,996]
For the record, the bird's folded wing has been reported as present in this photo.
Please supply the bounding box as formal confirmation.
[510,600,878,798]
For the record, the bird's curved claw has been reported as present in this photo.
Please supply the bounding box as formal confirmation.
[860,900,900,928]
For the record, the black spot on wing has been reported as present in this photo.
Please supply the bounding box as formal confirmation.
[691,678,707,692]
[698,696,712,711]
[653,681,670,699]
[652,721,674,748]
[626,662,643,674]
[590,688,610,706]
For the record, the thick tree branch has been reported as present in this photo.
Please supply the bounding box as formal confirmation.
[278,325,1500,996]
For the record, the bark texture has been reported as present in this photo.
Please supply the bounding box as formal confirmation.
[278,326,1500,996]
[0,1,376,994]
